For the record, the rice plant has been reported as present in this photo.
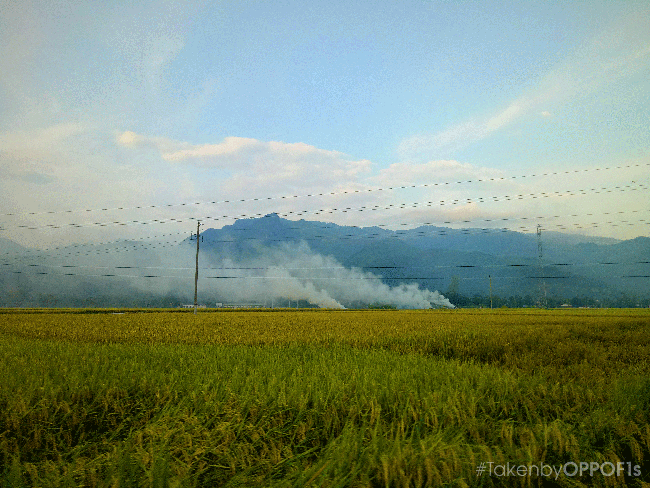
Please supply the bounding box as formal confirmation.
[0,309,648,486]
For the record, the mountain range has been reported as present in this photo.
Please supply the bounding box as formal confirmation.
[1,214,648,308]
[200,214,650,306]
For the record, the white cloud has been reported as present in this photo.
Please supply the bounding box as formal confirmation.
[371,160,503,187]
[484,103,524,133]
[398,12,650,158]
[0,1,44,99]
[3,124,647,250]
[145,34,185,70]
[119,132,372,196]
[0,123,85,153]
[116,130,144,147]
[397,122,477,159]
[115,130,190,154]
[161,137,263,165]
[0,123,87,185]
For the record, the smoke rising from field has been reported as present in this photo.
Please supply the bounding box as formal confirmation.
[197,241,455,309]
[0,237,454,308]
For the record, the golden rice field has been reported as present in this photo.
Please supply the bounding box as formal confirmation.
[0,308,649,487]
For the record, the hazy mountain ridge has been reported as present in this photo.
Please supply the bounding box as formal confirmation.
[1,215,648,307]
[202,214,648,302]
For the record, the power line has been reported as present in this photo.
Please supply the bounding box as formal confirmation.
[0,231,185,256]
[201,218,649,244]
[3,162,648,218]
[1,214,646,263]
[1,241,185,264]
[2,214,645,264]
[1,220,646,270]
[3,259,648,273]
[1,235,187,260]
[226,209,645,231]
[2,182,646,231]
[5,267,647,281]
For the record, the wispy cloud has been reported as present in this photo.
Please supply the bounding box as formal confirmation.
[0,123,85,153]
[161,137,264,166]
[116,130,191,154]
[399,12,650,158]
[0,123,86,183]
[370,160,503,187]
[117,132,372,197]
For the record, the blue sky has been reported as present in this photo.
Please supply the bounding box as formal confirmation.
[1,0,649,248]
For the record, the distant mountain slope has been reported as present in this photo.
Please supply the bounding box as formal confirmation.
[0,215,648,307]
[198,214,649,301]
[0,238,27,256]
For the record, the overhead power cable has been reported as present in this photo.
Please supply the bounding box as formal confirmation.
[0,240,186,264]
[0,232,187,259]
[3,260,648,273]
[5,267,648,281]
[1,212,646,263]
[3,182,646,231]
[202,218,648,244]
[225,209,646,232]
[2,213,646,265]
[2,217,646,266]
[2,162,648,218]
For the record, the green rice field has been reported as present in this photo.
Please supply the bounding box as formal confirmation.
[0,308,648,487]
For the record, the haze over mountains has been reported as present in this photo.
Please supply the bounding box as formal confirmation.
[1,214,649,308]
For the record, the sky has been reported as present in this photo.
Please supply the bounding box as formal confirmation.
[1,0,649,250]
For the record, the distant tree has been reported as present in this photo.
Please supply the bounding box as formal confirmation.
[368,303,397,309]
[447,276,460,296]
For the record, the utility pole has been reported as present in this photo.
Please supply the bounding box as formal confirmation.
[192,221,201,315]
[537,224,546,308]
[489,275,493,309]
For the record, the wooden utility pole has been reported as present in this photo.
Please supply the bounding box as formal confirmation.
[537,224,546,308]
[489,275,493,309]
[194,221,201,315]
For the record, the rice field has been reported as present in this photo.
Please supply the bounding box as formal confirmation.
[0,308,649,487]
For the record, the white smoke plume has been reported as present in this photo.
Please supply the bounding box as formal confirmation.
[0,236,454,309]
[200,241,455,309]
